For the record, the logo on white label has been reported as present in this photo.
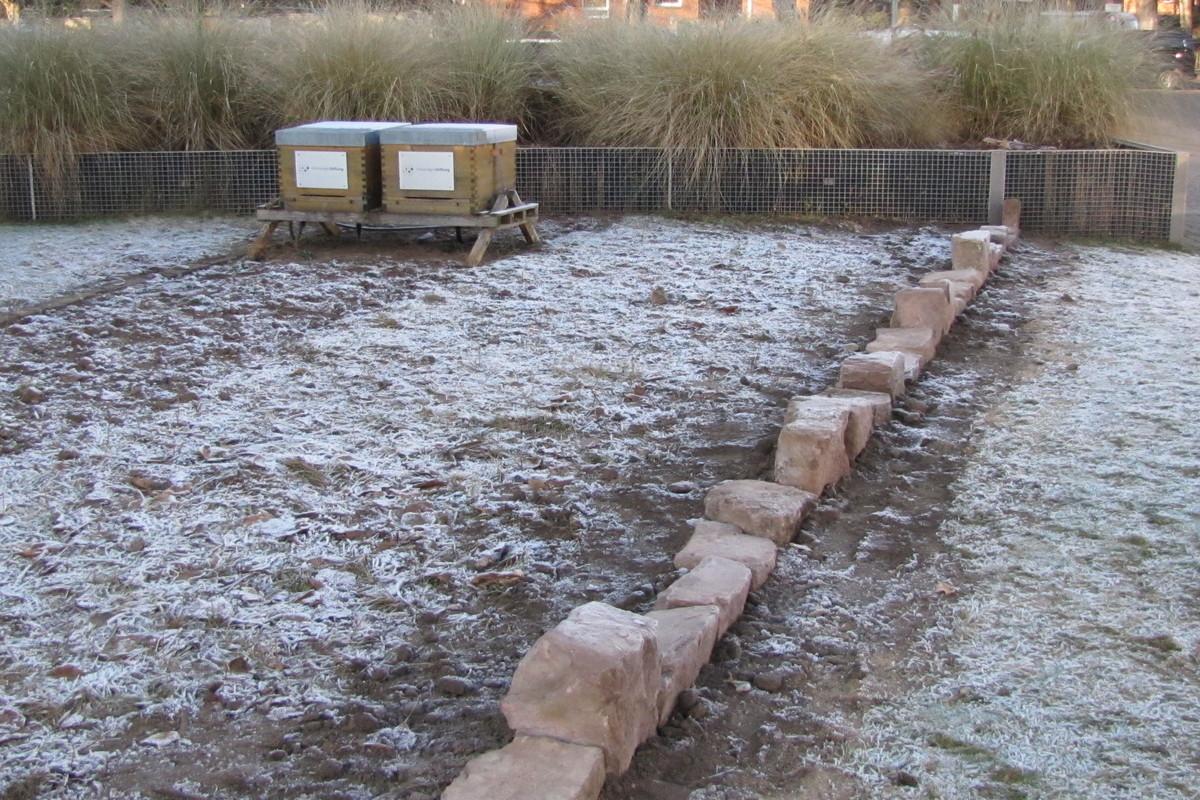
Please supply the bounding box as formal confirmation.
[399,152,455,192]
[295,151,349,190]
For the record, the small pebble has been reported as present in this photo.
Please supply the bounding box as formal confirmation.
[434,676,477,696]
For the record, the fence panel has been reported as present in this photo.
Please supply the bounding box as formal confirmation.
[0,147,1182,241]
[1004,149,1178,240]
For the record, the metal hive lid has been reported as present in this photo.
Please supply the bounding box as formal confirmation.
[379,123,519,146]
[275,121,411,147]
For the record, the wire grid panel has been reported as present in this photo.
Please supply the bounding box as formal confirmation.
[3,151,278,221]
[0,155,34,221]
[673,149,993,220]
[1005,150,1177,239]
[517,148,669,213]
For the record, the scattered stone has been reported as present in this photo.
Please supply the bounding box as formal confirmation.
[837,352,907,399]
[435,676,478,696]
[649,286,669,305]
[703,480,817,546]
[674,520,777,590]
[666,481,697,494]
[56,448,81,461]
[751,671,787,693]
[645,605,722,725]
[686,700,711,720]
[674,688,701,714]
[267,749,287,761]
[16,385,45,405]
[892,287,953,337]
[775,402,852,495]
[501,602,660,775]
[893,770,920,787]
[442,735,605,800]
[654,556,752,638]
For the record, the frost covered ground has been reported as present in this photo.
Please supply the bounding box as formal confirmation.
[0,216,257,315]
[0,216,947,798]
[844,245,1200,798]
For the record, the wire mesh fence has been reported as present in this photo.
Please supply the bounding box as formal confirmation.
[0,146,1183,241]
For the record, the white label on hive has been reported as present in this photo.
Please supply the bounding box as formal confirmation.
[294,151,349,190]
[399,151,455,192]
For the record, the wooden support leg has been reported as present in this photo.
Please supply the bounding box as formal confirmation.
[320,222,340,238]
[520,221,541,245]
[455,227,464,244]
[287,221,296,242]
[355,224,363,240]
[466,230,494,267]
[296,221,307,241]
[247,221,280,261]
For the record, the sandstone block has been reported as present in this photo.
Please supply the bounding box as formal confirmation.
[644,605,721,725]
[775,403,851,494]
[837,351,907,399]
[675,520,777,589]
[892,286,953,337]
[442,735,605,800]
[951,230,992,273]
[918,278,972,316]
[704,479,817,546]
[501,602,660,775]
[988,242,1003,272]
[786,395,873,460]
[919,268,985,295]
[818,387,893,426]
[865,327,937,368]
[654,556,752,638]
[1002,197,1022,232]
[979,224,1017,248]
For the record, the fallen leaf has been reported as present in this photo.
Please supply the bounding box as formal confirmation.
[129,473,171,492]
[141,731,181,747]
[471,570,526,588]
[242,512,274,526]
[49,664,86,679]
[935,581,959,597]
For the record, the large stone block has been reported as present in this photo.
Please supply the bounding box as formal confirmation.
[979,224,1017,248]
[988,241,1003,272]
[654,556,752,638]
[703,479,817,546]
[951,230,992,273]
[919,268,985,295]
[675,520,777,589]
[501,602,660,775]
[787,394,873,460]
[1002,197,1022,232]
[837,351,907,399]
[775,403,851,495]
[442,735,605,800]
[918,277,973,316]
[818,387,893,426]
[644,605,721,726]
[865,327,937,369]
[892,286,953,337]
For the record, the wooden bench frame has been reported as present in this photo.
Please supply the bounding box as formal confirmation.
[249,189,540,266]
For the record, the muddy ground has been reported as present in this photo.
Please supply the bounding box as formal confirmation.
[2,215,945,799]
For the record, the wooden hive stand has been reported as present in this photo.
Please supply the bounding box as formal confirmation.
[248,188,540,266]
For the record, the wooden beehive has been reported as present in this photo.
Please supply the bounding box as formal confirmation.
[275,122,409,212]
[380,124,519,215]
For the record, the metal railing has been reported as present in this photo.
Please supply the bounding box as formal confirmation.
[0,146,1187,242]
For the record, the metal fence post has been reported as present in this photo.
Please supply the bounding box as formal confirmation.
[665,153,673,212]
[26,155,37,222]
[987,149,1006,225]
[1170,151,1189,245]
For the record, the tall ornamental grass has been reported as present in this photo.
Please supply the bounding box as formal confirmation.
[924,6,1149,146]
[130,14,274,150]
[0,24,140,179]
[545,16,946,177]
[432,3,535,123]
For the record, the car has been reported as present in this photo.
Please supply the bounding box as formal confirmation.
[1138,28,1197,89]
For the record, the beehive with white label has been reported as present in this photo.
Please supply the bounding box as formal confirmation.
[275,121,409,212]
[380,124,518,215]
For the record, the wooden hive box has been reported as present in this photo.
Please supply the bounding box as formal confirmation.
[276,121,409,212]
[380,123,519,215]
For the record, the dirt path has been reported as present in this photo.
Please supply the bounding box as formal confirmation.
[611,241,1200,799]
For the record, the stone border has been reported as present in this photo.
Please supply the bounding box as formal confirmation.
[439,201,1023,799]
